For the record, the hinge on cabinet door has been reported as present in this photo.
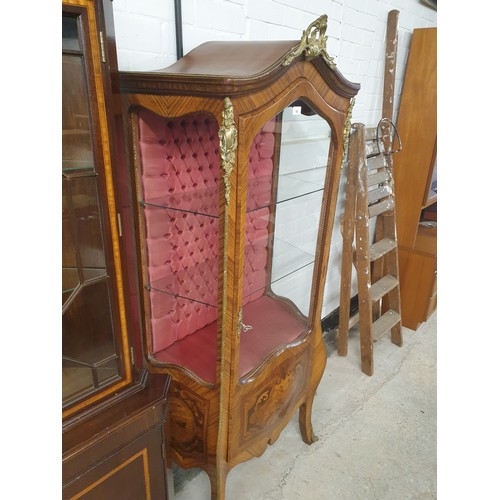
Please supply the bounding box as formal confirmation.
[161,442,167,460]
[130,346,135,365]
[99,31,106,63]
[117,213,123,237]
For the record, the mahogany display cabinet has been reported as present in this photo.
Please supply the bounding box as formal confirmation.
[62,1,172,498]
[119,15,359,499]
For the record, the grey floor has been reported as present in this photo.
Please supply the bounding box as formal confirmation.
[173,312,437,499]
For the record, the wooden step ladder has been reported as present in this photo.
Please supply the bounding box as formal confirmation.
[337,121,403,376]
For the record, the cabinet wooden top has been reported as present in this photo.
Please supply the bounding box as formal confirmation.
[118,17,360,98]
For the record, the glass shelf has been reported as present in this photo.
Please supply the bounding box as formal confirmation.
[140,168,326,218]
[141,185,219,218]
[147,258,219,307]
[243,235,315,304]
[246,169,325,213]
[145,237,314,308]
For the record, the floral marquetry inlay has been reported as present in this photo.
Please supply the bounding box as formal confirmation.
[243,361,306,439]
[169,384,208,457]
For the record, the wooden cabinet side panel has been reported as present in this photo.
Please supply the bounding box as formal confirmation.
[63,426,168,500]
[398,248,436,330]
[393,28,437,249]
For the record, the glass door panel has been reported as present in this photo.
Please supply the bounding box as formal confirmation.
[239,104,331,379]
[62,34,94,172]
[62,12,123,409]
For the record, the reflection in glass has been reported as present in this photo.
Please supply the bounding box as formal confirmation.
[270,106,330,315]
[239,104,330,378]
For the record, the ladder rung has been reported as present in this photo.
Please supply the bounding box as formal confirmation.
[367,154,386,170]
[367,184,392,204]
[365,141,384,157]
[367,170,390,187]
[365,127,394,147]
[365,127,378,140]
[369,197,394,218]
[349,311,360,329]
[370,238,397,261]
[370,275,399,303]
[334,312,360,337]
[372,309,401,341]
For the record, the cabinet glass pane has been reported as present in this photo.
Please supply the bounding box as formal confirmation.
[62,39,94,172]
[72,175,107,270]
[62,16,81,52]
[136,108,220,383]
[62,364,94,403]
[62,177,79,299]
[239,104,330,379]
[62,280,120,405]
[62,12,122,409]
[62,175,107,299]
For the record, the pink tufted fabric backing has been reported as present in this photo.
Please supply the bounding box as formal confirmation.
[137,108,276,359]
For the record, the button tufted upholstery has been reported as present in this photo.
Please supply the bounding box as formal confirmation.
[137,108,277,360]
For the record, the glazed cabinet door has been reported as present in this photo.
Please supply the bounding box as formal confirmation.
[237,102,332,380]
[226,90,345,464]
[62,0,132,418]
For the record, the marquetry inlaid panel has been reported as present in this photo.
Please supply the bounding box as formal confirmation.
[169,383,209,459]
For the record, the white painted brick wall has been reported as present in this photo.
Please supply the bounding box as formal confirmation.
[112,0,437,318]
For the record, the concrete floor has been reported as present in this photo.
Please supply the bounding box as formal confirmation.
[173,312,437,499]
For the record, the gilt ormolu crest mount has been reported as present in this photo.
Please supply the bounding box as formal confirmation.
[282,14,337,69]
[119,14,359,500]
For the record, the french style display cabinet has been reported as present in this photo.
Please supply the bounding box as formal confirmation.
[119,15,359,499]
[62,1,172,498]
